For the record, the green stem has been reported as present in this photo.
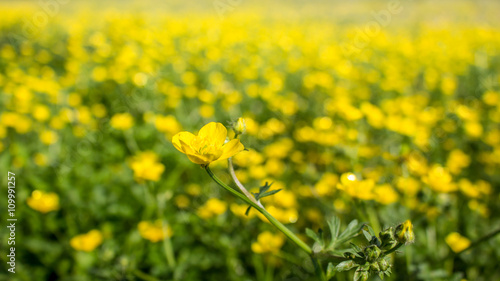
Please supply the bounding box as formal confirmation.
[162,220,177,268]
[311,256,327,281]
[133,269,160,281]
[383,243,403,256]
[205,166,312,255]
[153,183,176,268]
[456,227,500,255]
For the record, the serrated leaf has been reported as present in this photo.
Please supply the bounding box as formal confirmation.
[350,242,362,254]
[252,182,281,202]
[337,220,365,245]
[327,216,341,248]
[260,181,272,193]
[379,272,385,280]
[260,189,282,198]
[362,230,372,241]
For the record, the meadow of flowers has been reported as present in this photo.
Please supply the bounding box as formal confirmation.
[1,0,500,280]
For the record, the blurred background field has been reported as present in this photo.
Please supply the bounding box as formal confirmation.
[1,0,500,280]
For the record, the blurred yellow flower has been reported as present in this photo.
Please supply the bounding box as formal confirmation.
[464,122,483,138]
[337,173,375,200]
[33,105,51,121]
[172,122,244,166]
[27,190,59,213]
[110,113,134,130]
[174,195,190,209]
[154,115,182,137]
[422,165,457,193]
[70,230,103,252]
[91,104,107,118]
[373,184,399,205]
[40,130,58,145]
[251,231,285,254]
[33,153,48,167]
[138,220,173,243]
[445,232,471,253]
[446,149,470,174]
[129,151,165,182]
[234,117,246,135]
[198,198,227,219]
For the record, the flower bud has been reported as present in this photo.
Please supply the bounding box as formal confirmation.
[379,227,398,250]
[370,261,380,272]
[364,245,381,262]
[354,270,369,281]
[234,118,246,135]
[395,220,415,244]
[378,258,389,271]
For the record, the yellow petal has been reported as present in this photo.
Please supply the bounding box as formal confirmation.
[197,122,227,147]
[186,153,211,165]
[219,139,244,160]
[172,132,195,153]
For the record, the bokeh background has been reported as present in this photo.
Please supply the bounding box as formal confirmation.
[1,0,500,280]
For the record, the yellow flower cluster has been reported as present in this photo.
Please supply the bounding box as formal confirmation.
[27,190,59,213]
[198,198,228,219]
[138,220,173,243]
[251,231,285,254]
[129,151,165,182]
[70,230,103,252]
[336,173,399,205]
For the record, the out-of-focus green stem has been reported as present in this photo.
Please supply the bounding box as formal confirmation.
[383,243,403,256]
[311,256,327,281]
[456,227,500,255]
[205,166,312,255]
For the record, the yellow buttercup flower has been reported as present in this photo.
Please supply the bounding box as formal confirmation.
[172,122,244,166]
[197,198,228,219]
[129,151,165,182]
[445,232,471,253]
[27,190,59,213]
[251,231,285,254]
[70,230,103,252]
[110,113,134,130]
[138,220,173,243]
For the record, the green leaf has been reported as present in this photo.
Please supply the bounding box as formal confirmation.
[353,270,361,281]
[306,228,320,243]
[337,220,365,245]
[366,225,376,237]
[252,182,281,201]
[326,262,336,280]
[260,189,282,197]
[349,243,364,258]
[335,260,357,272]
[327,216,341,248]
[362,229,372,241]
